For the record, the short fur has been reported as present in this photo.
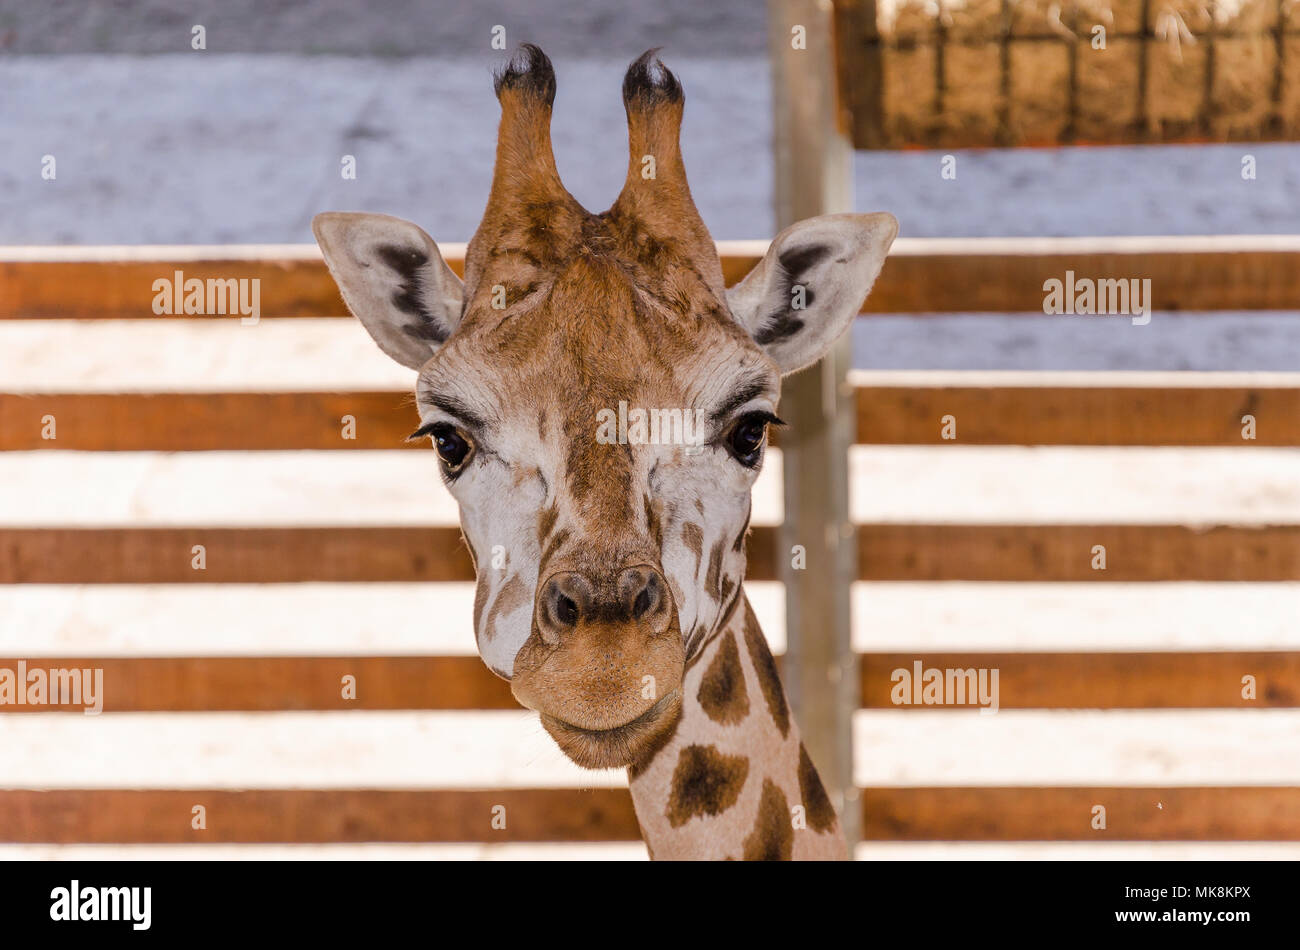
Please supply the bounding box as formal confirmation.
[312,45,897,861]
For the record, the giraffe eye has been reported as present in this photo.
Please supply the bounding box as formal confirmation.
[419,422,473,472]
[725,412,781,467]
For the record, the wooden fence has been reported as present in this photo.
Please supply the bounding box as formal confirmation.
[1,240,1298,848]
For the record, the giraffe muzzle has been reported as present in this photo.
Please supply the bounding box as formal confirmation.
[511,563,686,768]
[537,686,683,771]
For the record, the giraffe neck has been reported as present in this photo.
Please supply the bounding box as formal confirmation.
[625,592,848,860]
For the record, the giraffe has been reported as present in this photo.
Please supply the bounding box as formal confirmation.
[313,45,896,860]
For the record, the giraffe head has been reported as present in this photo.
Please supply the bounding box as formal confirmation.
[313,46,896,771]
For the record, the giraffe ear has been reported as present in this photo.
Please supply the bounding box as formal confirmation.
[726,212,897,375]
[312,212,465,370]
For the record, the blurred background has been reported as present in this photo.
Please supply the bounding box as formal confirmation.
[3,0,1300,367]
[1,0,1299,861]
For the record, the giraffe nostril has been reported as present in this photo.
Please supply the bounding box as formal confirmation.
[622,568,664,623]
[539,573,592,637]
[556,594,580,626]
[632,587,652,619]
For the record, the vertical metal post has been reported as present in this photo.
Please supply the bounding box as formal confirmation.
[768,0,859,848]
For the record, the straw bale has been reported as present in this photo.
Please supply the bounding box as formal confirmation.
[1075,37,1144,138]
[860,0,1290,145]
[1210,35,1278,138]
[940,43,1004,143]
[1008,0,1073,38]
[1157,1,1215,33]
[1282,37,1300,137]
[940,0,1008,41]
[1007,0,1140,38]
[881,0,943,40]
[1210,0,1279,33]
[1078,0,1142,35]
[882,43,941,142]
[1007,40,1072,141]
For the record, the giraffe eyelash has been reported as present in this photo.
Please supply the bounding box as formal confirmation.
[741,411,786,428]
[407,422,439,442]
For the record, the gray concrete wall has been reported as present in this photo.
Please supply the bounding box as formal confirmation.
[0,0,767,56]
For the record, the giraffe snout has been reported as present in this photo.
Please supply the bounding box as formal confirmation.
[511,561,685,765]
[536,566,671,645]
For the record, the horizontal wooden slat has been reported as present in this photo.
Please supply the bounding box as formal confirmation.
[0,251,401,322]
[3,787,1295,842]
[3,524,1295,583]
[3,237,1296,317]
[861,653,1300,709]
[857,710,1300,785]
[855,385,1300,446]
[3,652,1292,712]
[0,656,515,712]
[0,247,753,320]
[0,392,420,451]
[0,527,767,583]
[0,526,475,583]
[863,787,1300,841]
[9,384,1299,450]
[0,789,641,844]
[875,238,1300,313]
[855,524,1300,581]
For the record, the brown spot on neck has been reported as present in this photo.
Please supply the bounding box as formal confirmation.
[797,743,839,833]
[665,744,749,828]
[683,622,708,664]
[684,584,744,671]
[696,630,749,726]
[704,537,726,599]
[741,778,793,861]
[719,575,736,609]
[732,505,751,553]
[742,602,789,738]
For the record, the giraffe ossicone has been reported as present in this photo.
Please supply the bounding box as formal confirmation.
[313,44,897,860]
